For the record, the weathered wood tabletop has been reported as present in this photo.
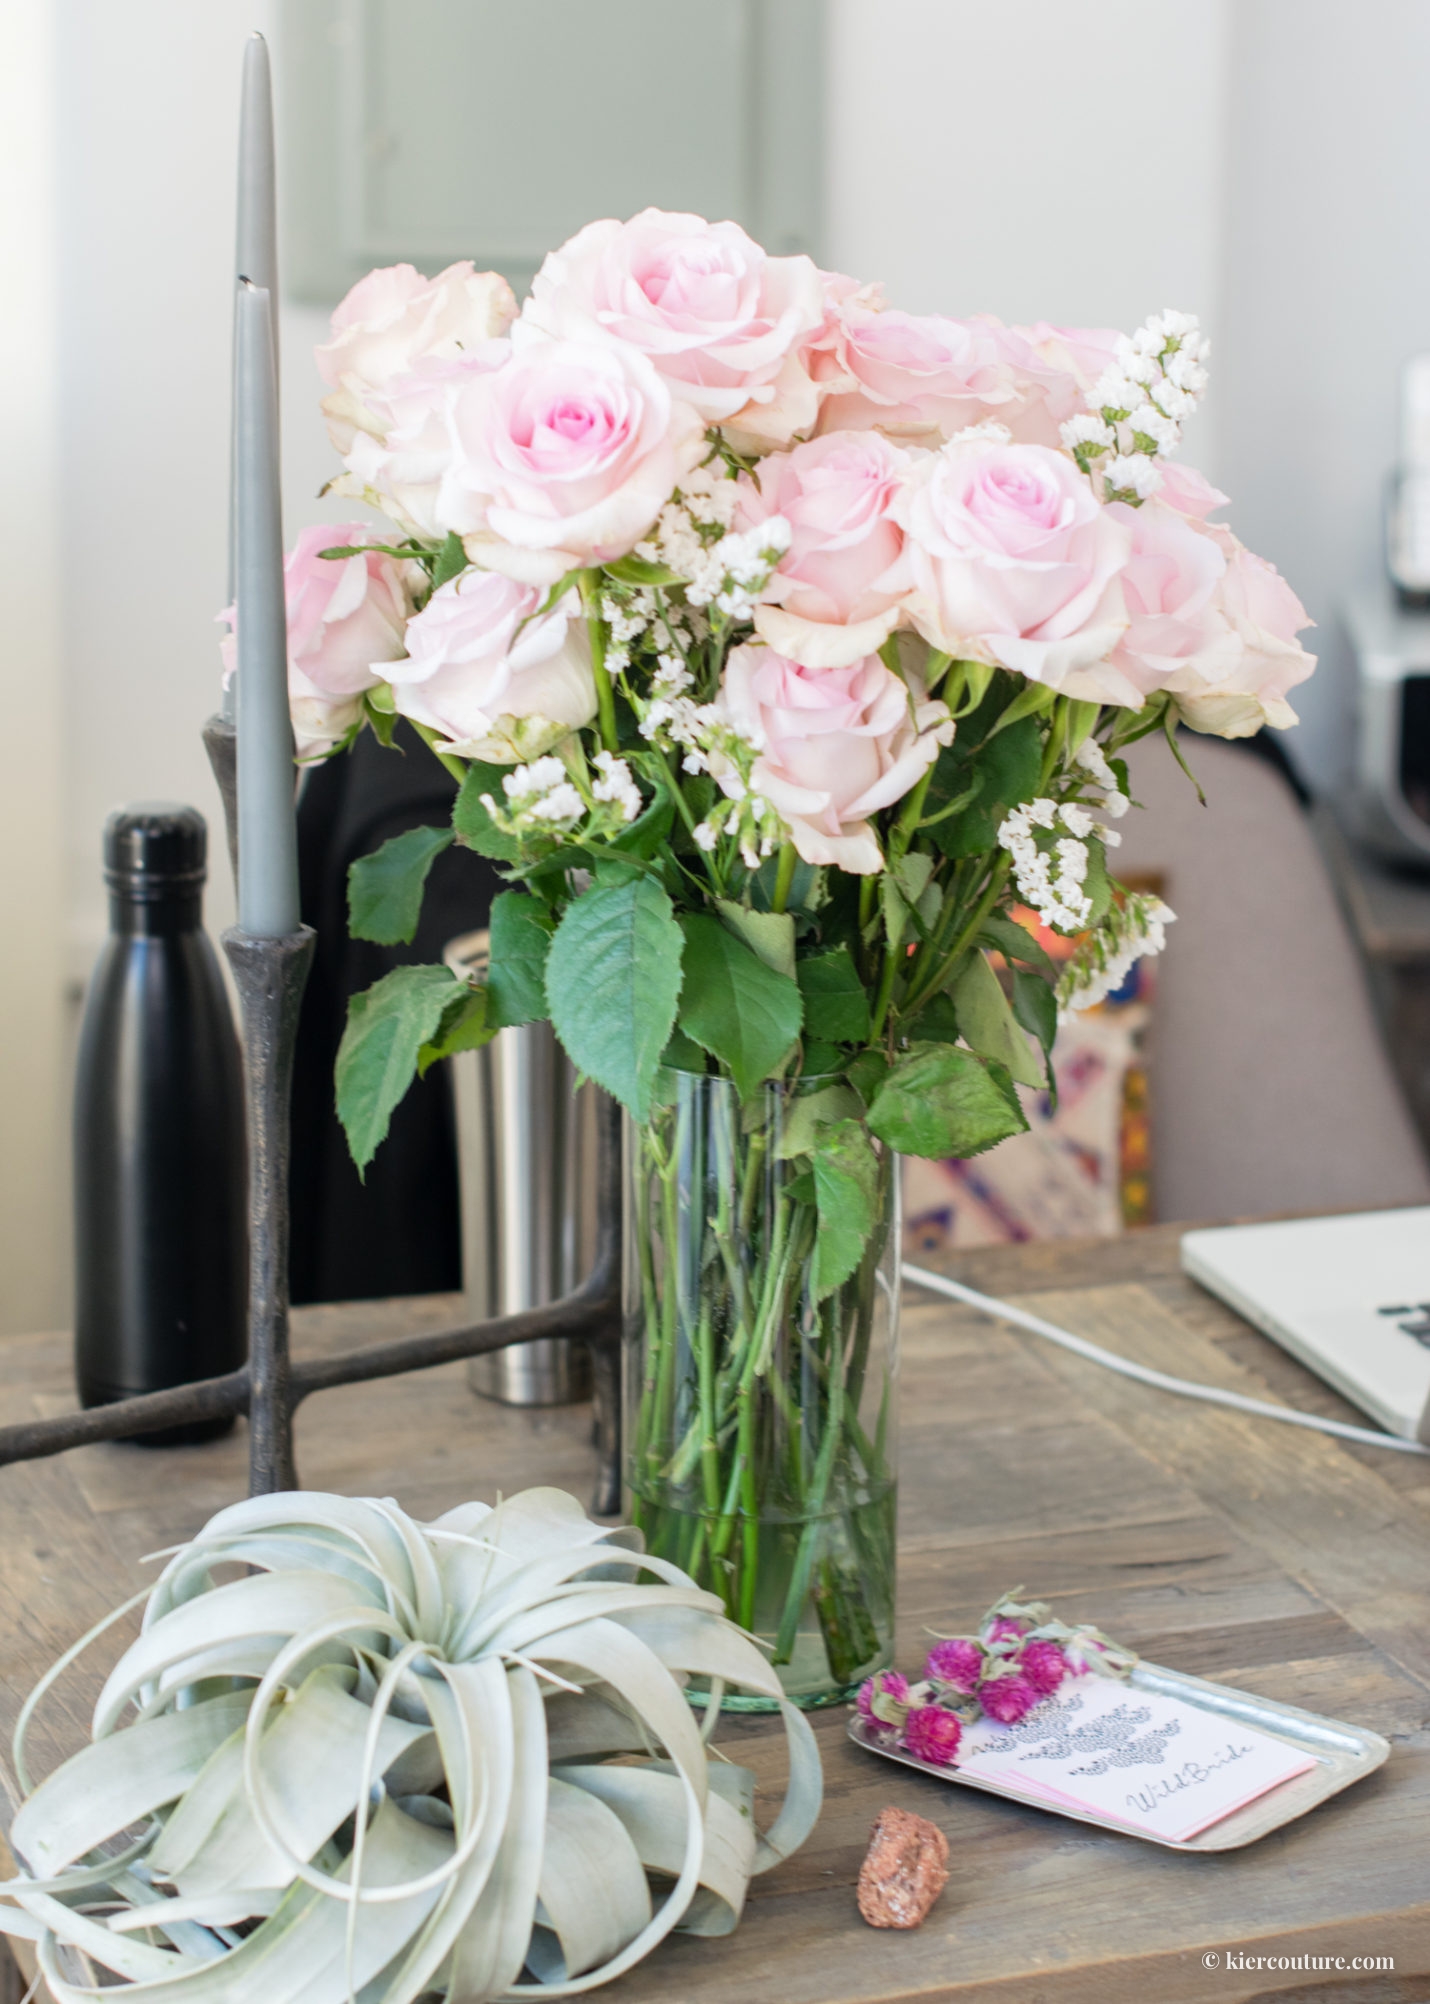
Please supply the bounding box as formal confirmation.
[3,1225,1428,2004]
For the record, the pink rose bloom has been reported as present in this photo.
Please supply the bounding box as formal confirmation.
[1157,461,1229,521]
[978,1674,1040,1725]
[813,302,1014,443]
[1020,1641,1070,1696]
[386,570,594,760]
[899,433,1132,699]
[902,1705,963,1766]
[435,338,705,585]
[717,645,954,874]
[1173,532,1316,738]
[1106,498,1235,702]
[736,431,912,668]
[924,1637,985,1694]
[342,347,510,539]
[518,208,827,445]
[220,523,413,759]
[986,321,1123,446]
[316,262,516,453]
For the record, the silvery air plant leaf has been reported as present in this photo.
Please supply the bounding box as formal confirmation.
[0,1487,822,2002]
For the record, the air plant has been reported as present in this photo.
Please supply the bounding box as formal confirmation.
[0,1486,822,2002]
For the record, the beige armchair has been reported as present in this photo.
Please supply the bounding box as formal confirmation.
[1115,738,1430,1223]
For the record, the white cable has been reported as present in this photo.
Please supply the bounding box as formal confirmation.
[903,1262,1430,1457]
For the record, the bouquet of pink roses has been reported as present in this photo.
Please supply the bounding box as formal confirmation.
[248,208,1314,1699]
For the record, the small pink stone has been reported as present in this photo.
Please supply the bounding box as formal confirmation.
[979,1673,1039,1724]
[1021,1640,1069,1695]
[925,1637,984,1693]
[903,1704,963,1766]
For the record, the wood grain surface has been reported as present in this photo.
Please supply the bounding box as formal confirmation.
[2,1225,1427,2004]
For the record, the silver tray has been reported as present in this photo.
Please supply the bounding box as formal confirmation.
[847,1661,1390,1851]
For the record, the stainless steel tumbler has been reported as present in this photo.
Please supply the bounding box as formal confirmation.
[445,930,596,1405]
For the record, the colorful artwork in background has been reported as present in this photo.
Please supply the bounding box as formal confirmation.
[902,882,1162,1250]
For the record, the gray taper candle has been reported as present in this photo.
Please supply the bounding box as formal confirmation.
[234,279,298,938]
[224,33,279,725]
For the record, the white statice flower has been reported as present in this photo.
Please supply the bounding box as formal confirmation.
[1104,454,1163,501]
[1074,310,1211,504]
[1075,736,1131,818]
[997,798,1094,932]
[692,820,719,852]
[1060,413,1116,455]
[1058,893,1176,1015]
[482,755,586,835]
[590,750,642,822]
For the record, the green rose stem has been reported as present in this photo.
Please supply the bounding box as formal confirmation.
[579,575,620,753]
[770,841,798,914]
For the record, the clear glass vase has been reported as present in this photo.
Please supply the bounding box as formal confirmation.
[622,1068,899,1709]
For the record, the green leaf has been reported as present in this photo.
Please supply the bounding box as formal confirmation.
[867,1042,1029,1159]
[364,687,399,749]
[347,825,455,946]
[907,991,960,1044]
[1065,699,1101,754]
[601,554,684,586]
[800,1041,843,1076]
[716,900,796,980]
[950,951,1044,1089]
[546,875,684,1121]
[989,679,1058,735]
[487,891,554,1029]
[659,1023,708,1073]
[432,530,468,590]
[977,911,1056,975]
[453,761,520,862]
[1083,835,1113,926]
[611,784,675,860]
[845,1048,888,1111]
[1012,966,1059,1103]
[811,1119,880,1301]
[676,914,803,1102]
[417,985,497,1076]
[796,948,871,1044]
[774,1082,864,1161]
[928,715,1044,858]
[336,965,467,1174]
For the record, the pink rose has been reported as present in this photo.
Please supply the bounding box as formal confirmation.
[899,433,1132,700]
[342,347,509,538]
[813,302,1014,443]
[1157,461,1229,521]
[1173,532,1316,737]
[435,338,705,585]
[220,523,414,759]
[987,322,1123,446]
[386,570,594,760]
[717,644,953,873]
[518,208,827,442]
[1106,498,1236,698]
[736,430,912,667]
[316,262,516,453]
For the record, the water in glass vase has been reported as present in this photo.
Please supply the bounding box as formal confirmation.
[623,1067,900,1709]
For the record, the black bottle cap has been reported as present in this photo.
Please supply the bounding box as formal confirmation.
[104,803,208,894]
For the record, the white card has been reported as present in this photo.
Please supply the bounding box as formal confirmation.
[955,1676,1316,1841]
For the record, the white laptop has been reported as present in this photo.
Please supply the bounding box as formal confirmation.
[1181,1208,1430,1443]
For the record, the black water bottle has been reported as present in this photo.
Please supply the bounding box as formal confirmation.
[74,804,246,1442]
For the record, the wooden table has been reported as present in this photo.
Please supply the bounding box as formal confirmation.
[3,1226,1429,2004]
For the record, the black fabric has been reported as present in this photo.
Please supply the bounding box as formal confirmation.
[289,723,504,1305]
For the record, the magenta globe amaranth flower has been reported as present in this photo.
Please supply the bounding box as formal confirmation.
[984,1615,1029,1646]
[979,1673,1040,1725]
[1020,1639,1070,1696]
[857,1669,911,1726]
[903,1704,963,1766]
[925,1637,984,1693]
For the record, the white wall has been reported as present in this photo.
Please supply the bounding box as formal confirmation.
[0,0,67,1332]
[1216,0,1430,790]
[827,0,1231,478]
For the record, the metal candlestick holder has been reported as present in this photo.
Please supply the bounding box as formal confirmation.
[0,717,622,1511]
